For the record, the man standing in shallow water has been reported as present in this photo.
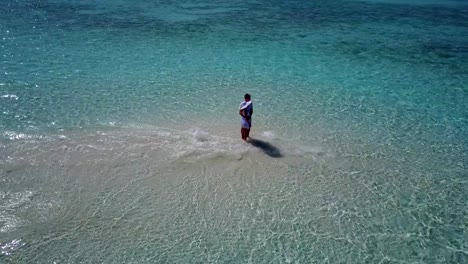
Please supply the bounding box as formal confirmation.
[239,93,253,141]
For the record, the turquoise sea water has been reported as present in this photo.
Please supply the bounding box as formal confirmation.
[1,0,467,262]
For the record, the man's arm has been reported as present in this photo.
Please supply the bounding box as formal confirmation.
[239,109,250,121]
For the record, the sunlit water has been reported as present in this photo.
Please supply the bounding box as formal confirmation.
[1,0,467,263]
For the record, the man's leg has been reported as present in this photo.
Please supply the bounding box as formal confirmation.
[241,128,246,140]
[246,120,251,139]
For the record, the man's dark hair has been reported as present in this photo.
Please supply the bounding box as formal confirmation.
[244,93,251,100]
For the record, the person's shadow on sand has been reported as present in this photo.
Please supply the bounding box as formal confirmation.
[248,138,283,158]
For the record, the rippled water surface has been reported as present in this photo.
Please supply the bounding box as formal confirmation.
[1,0,467,263]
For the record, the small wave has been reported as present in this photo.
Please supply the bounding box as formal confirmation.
[0,190,35,210]
[0,215,23,233]
[0,94,18,100]
[160,127,248,162]
[0,239,25,256]
[3,131,43,141]
[191,128,210,142]
[0,191,35,233]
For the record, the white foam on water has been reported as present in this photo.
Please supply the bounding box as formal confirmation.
[0,191,35,209]
[0,239,25,256]
[192,128,210,142]
[2,131,56,142]
[2,125,246,166]
[1,94,18,100]
[262,130,276,139]
[3,131,41,141]
[166,127,249,161]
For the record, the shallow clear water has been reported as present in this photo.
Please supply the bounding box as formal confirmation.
[1,0,467,263]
